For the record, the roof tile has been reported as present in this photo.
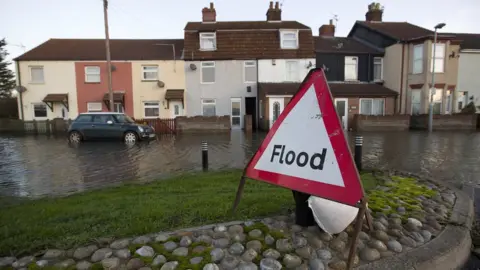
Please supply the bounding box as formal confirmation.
[314,36,382,54]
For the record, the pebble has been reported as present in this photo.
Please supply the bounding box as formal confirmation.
[228,225,244,234]
[210,248,225,262]
[381,251,394,257]
[409,232,425,244]
[358,231,370,241]
[190,257,203,265]
[260,258,283,270]
[337,232,349,241]
[55,259,76,268]
[160,261,178,270]
[308,259,325,270]
[389,223,403,231]
[292,236,308,248]
[427,219,442,230]
[172,247,189,257]
[378,217,389,227]
[241,248,258,262]
[316,249,332,260]
[213,238,230,248]
[115,249,131,259]
[73,245,98,260]
[373,221,387,231]
[291,225,303,233]
[164,241,178,251]
[283,254,302,268]
[307,236,324,249]
[368,240,388,252]
[263,249,281,260]
[229,242,245,255]
[36,260,49,267]
[387,240,403,253]
[329,238,346,252]
[265,235,275,245]
[328,259,347,270]
[237,261,258,270]
[127,258,145,270]
[76,261,92,270]
[397,207,406,213]
[196,235,213,245]
[360,248,381,262]
[91,248,113,262]
[373,230,389,242]
[249,229,263,238]
[132,235,152,245]
[180,236,192,247]
[244,221,255,227]
[43,249,65,259]
[152,255,167,266]
[387,229,403,238]
[399,236,417,248]
[0,257,15,267]
[203,263,220,270]
[246,240,263,252]
[193,246,206,253]
[139,268,152,270]
[406,218,422,231]
[111,238,131,249]
[155,234,169,242]
[221,255,240,270]
[389,218,402,226]
[136,246,155,257]
[319,232,333,242]
[102,258,120,270]
[232,233,247,243]
[295,246,313,259]
[214,225,227,232]
[276,239,293,253]
[212,231,227,239]
[390,213,401,219]
[420,230,432,241]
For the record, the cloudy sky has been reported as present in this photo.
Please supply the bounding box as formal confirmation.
[2,0,479,64]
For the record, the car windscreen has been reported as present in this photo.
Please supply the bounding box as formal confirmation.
[114,114,136,124]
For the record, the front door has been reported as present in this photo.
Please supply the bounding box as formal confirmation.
[230,98,242,129]
[334,98,348,130]
[269,97,284,129]
[169,101,184,118]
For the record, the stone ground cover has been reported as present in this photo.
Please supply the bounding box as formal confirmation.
[0,171,456,270]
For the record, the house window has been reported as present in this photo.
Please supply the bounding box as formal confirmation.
[432,89,443,114]
[142,65,158,81]
[457,91,468,111]
[199,33,216,51]
[411,90,421,115]
[360,99,385,115]
[87,102,102,112]
[244,61,256,83]
[285,60,298,81]
[29,66,44,83]
[273,102,281,121]
[143,101,160,118]
[280,30,298,49]
[413,44,424,74]
[114,102,124,113]
[202,99,216,116]
[33,103,47,118]
[431,43,445,73]
[85,66,100,83]
[344,57,358,81]
[373,57,383,81]
[201,62,215,83]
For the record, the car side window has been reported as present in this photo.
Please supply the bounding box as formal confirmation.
[75,115,92,122]
[92,115,113,123]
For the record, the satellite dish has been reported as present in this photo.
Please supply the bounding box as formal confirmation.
[157,80,165,88]
[190,63,197,70]
[15,86,27,93]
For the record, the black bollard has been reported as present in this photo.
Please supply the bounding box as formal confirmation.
[354,135,363,171]
[202,141,208,171]
[292,190,316,227]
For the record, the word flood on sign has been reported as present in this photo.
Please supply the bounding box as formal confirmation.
[270,144,327,170]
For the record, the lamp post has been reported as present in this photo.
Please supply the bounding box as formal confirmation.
[428,22,446,132]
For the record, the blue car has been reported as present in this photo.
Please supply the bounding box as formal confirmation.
[67,112,156,143]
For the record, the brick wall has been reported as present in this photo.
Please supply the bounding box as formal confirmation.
[410,114,477,130]
[342,97,396,130]
[353,115,410,131]
[176,116,230,133]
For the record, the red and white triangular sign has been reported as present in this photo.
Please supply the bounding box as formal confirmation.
[245,69,364,206]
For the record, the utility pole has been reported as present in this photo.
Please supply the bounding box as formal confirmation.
[428,22,446,132]
[103,0,114,111]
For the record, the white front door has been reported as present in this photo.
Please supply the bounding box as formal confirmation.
[231,98,242,129]
[269,97,284,129]
[334,98,348,130]
[170,101,184,118]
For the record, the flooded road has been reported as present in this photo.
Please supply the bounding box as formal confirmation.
[1,131,480,198]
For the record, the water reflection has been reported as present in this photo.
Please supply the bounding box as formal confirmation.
[0,131,479,198]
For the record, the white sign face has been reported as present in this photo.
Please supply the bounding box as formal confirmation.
[253,84,345,187]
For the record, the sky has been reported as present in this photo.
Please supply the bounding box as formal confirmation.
[2,0,480,66]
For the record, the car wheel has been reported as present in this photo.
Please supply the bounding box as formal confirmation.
[124,131,137,143]
[69,131,82,143]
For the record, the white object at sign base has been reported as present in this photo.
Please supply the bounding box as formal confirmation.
[307,196,359,235]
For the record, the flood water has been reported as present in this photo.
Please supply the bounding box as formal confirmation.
[1,131,480,199]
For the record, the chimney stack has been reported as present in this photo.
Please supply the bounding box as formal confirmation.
[266,1,282,21]
[202,2,216,22]
[365,2,383,22]
[319,19,335,37]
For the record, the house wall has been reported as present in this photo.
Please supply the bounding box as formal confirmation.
[16,61,78,121]
[316,53,381,82]
[258,58,315,82]
[457,51,480,108]
[337,96,395,130]
[131,60,185,119]
[184,60,257,127]
[383,44,404,111]
[74,62,134,116]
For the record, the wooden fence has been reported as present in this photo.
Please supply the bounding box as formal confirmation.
[0,118,70,134]
[135,118,176,134]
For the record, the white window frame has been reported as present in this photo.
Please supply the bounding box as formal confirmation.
[280,30,299,49]
[373,57,383,81]
[199,32,216,51]
[141,65,158,81]
[413,44,424,74]
[201,99,216,116]
[359,98,385,116]
[431,43,445,73]
[344,56,358,81]
[432,88,443,114]
[410,89,422,115]
[285,60,298,82]
[32,103,47,119]
[113,102,124,113]
[243,61,256,83]
[201,61,215,84]
[143,101,160,119]
[29,66,44,83]
[84,66,101,83]
[87,102,102,112]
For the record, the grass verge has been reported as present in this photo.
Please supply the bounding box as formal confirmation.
[0,169,376,256]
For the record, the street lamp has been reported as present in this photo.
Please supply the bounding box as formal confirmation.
[428,22,446,132]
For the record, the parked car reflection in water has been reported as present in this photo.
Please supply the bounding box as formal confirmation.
[67,112,156,143]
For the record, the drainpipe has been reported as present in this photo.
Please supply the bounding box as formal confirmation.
[256,59,260,130]
[15,60,25,120]
[399,43,405,114]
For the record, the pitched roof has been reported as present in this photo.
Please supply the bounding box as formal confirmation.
[442,33,480,50]
[258,82,398,97]
[314,36,382,54]
[14,39,184,61]
[184,21,310,31]
[355,21,433,41]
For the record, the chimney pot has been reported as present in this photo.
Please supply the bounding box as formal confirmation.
[319,22,335,37]
[266,1,282,21]
[365,2,383,22]
[269,1,273,9]
[210,2,214,9]
[329,19,333,25]
[202,2,216,22]
[275,1,280,9]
